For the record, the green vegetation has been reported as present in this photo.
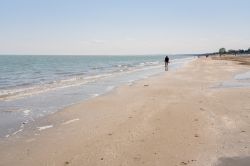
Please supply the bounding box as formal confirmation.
[198,47,250,58]
[219,47,250,56]
[219,48,226,56]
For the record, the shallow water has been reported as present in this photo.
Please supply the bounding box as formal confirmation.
[234,71,250,81]
[0,55,195,138]
[211,70,250,89]
[214,156,250,166]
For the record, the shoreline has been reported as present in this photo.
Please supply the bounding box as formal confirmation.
[1,57,250,166]
[0,56,195,138]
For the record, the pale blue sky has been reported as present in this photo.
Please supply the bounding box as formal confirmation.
[0,0,249,55]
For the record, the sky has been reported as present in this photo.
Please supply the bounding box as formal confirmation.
[0,0,249,55]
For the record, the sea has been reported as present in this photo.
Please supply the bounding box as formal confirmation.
[0,55,195,138]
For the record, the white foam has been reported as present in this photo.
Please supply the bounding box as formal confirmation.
[37,125,53,131]
[0,75,94,101]
[139,62,145,66]
[12,128,23,135]
[127,80,135,86]
[106,86,115,92]
[149,61,160,65]
[91,93,100,97]
[23,109,31,116]
[62,118,80,125]
[84,73,112,80]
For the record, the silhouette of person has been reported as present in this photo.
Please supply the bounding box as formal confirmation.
[164,56,169,71]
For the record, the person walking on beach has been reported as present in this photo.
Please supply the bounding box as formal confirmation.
[164,56,169,71]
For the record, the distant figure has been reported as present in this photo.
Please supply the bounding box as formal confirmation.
[164,56,169,71]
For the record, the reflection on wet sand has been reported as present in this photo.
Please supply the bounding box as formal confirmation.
[215,156,250,166]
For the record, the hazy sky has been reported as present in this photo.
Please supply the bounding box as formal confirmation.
[0,0,249,55]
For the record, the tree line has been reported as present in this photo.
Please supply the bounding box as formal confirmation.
[219,47,250,56]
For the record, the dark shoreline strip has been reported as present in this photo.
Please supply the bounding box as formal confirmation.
[212,55,250,66]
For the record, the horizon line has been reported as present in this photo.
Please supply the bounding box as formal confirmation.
[0,53,200,56]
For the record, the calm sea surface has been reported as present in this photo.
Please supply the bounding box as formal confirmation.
[0,55,194,137]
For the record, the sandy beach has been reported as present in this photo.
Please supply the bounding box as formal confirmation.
[1,56,250,166]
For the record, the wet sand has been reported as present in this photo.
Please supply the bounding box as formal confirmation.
[0,56,250,166]
[212,54,250,65]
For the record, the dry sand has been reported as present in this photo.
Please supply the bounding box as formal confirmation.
[0,57,250,166]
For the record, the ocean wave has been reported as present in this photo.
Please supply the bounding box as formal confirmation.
[0,73,114,101]
[1,67,145,101]
[0,57,194,101]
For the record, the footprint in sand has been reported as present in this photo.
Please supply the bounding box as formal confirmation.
[64,161,70,165]
[180,161,188,165]
[200,108,205,111]
[194,118,199,122]
[180,160,196,165]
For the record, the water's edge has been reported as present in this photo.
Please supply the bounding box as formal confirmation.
[0,56,195,138]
